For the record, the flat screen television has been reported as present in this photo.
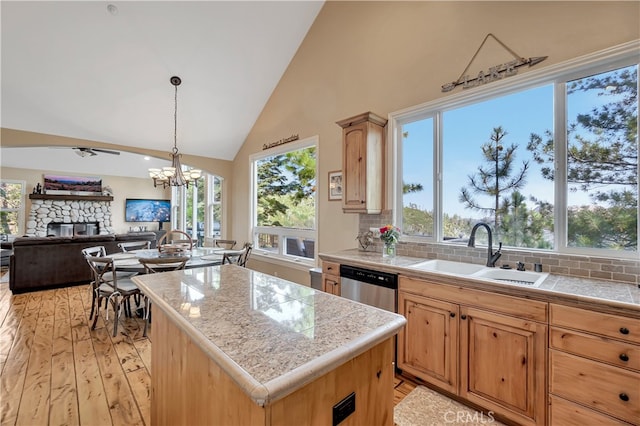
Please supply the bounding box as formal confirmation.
[125,199,171,224]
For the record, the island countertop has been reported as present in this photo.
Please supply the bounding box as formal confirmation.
[132,264,406,406]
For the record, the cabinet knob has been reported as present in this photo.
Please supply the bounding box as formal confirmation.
[450,312,456,318]
[361,200,365,204]
[461,314,467,320]
[619,353,630,362]
[620,327,630,335]
[619,393,630,402]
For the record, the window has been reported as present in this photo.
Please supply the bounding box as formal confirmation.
[0,180,26,237]
[251,137,317,265]
[172,172,222,247]
[393,42,638,258]
[208,176,223,238]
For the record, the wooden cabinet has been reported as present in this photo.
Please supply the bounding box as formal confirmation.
[398,276,547,426]
[322,261,341,295]
[459,306,547,425]
[397,292,459,393]
[336,112,387,214]
[549,304,640,425]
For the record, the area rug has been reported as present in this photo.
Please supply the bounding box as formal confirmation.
[394,386,505,426]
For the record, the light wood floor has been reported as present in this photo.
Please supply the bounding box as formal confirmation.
[0,277,417,426]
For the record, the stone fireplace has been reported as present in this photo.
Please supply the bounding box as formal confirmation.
[26,196,114,237]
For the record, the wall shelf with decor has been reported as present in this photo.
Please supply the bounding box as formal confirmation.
[28,194,114,202]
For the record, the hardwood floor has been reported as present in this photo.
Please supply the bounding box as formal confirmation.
[0,281,151,426]
[0,277,417,426]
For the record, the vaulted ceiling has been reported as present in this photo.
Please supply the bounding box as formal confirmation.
[1,1,324,174]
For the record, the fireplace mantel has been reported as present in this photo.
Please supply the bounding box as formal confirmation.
[29,194,114,202]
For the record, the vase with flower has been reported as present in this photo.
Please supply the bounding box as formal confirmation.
[379,225,400,257]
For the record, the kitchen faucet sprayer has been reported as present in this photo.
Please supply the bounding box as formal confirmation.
[468,222,502,267]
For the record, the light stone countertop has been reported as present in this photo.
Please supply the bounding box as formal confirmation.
[132,264,407,406]
[319,249,640,315]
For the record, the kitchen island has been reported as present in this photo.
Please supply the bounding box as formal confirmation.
[132,264,406,425]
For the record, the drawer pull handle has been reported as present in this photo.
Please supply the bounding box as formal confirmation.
[619,327,630,335]
[461,314,467,320]
[450,312,456,318]
[619,393,629,402]
[619,353,629,362]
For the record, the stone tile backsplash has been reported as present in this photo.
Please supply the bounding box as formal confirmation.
[359,212,639,285]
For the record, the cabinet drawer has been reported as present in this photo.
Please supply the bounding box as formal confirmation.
[550,304,640,344]
[550,350,640,424]
[322,261,340,276]
[550,327,640,371]
[549,395,630,425]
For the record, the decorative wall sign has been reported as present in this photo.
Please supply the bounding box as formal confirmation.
[442,33,547,92]
[263,133,299,150]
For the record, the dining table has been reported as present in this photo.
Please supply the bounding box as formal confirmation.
[110,247,227,272]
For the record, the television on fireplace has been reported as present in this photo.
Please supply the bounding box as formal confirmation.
[125,199,171,224]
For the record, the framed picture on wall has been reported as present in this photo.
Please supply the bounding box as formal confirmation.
[328,170,342,201]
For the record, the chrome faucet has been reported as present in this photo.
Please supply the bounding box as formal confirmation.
[468,222,502,267]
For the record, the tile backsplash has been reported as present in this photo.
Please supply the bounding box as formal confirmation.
[359,212,639,286]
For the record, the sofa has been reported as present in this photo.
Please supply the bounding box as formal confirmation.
[9,232,157,293]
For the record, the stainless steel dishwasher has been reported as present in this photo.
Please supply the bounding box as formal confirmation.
[339,265,398,312]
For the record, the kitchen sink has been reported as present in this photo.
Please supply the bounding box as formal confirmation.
[471,268,549,287]
[409,259,486,275]
[408,259,549,287]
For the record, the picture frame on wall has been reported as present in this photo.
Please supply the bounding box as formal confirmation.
[328,170,342,201]
[43,174,102,195]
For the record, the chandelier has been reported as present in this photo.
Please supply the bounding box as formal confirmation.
[149,76,202,189]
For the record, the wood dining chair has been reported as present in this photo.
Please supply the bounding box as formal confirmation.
[157,229,193,252]
[222,243,253,267]
[138,256,189,337]
[82,245,137,321]
[214,239,236,249]
[117,240,151,252]
[85,255,142,337]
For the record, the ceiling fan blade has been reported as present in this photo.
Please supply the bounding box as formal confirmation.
[91,148,120,155]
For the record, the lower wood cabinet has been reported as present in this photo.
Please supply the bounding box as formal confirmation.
[322,261,341,295]
[398,276,547,426]
[397,292,458,393]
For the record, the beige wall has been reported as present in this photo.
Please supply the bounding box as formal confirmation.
[1,128,235,236]
[231,1,640,282]
[1,166,171,234]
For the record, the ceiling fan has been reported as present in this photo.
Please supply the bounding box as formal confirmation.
[73,147,120,157]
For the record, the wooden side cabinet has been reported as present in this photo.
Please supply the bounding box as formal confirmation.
[322,261,341,295]
[398,276,547,426]
[336,112,387,214]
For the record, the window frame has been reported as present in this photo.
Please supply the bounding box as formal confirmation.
[249,135,318,268]
[0,179,26,237]
[390,40,639,259]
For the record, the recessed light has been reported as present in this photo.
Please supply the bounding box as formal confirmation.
[107,4,118,16]
[144,156,150,160]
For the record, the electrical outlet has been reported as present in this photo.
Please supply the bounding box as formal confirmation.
[333,392,355,425]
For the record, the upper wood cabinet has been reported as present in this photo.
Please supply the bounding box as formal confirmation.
[336,112,387,214]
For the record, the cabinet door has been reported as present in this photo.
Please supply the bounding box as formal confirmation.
[322,274,341,296]
[397,292,459,393]
[342,123,367,211]
[460,307,547,426]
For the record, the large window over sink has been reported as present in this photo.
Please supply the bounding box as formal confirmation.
[250,137,317,266]
[392,42,639,258]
